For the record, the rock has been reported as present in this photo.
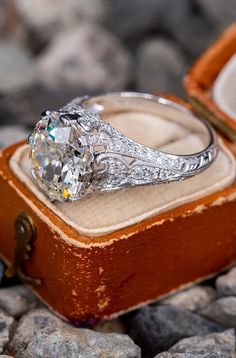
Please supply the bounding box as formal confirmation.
[136,38,187,96]
[0,85,85,127]
[160,285,216,312]
[0,41,36,93]
[0,126,29,148]
[9,308,64,357]
[201,296,236,327]
[36,24,132,92]
[23,326,141,358]
[0,263,5,284]
[0,309,15,354]
[105,0,162,39]
[0,285,38,318]
[0,95,26,126]
[155,354,205,357]
[158,0,191,33]
[94,318,126,334]
[0,4,6,34]
[196,0,236,30]
[173,15,217,58]
[129,305,223,357]
[168,329,235,357]
[15,0,105,42]
[159,0,217,58]
[216,267,236,296]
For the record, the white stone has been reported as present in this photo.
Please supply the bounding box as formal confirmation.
[36,24,132,92]
[15,0,105,39]
[0,41,35,93]
[30,111,92,201]
[0,126,29,148]
[216,267,236,296]
[161,285,217,312]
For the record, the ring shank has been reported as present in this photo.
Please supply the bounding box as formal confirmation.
[63,92,218,186]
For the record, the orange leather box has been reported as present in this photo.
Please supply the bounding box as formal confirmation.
[1,25,236,324]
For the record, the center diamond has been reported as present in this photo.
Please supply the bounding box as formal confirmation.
[29,111,92,202]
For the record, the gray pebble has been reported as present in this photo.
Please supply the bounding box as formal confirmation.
[201,296,236,327]
[0,309,15,354]
[0,263,5,285]
[0,126,29,148]
[160,285,216,312]
[169,329,235,357]
[196,0,236,30]
[23,326,141,358]
[155,353,197,357]
[161,1,217,58]
[15,0,105,43]
[36,24,132,92]
[159,0,191,34]
[0,86,84,127]
[136,38,187,96]
[216,267,236,296]
[0,4,6,34]
[9,308,64,357]
[105,0,162,39]
[0,96,27,126]
[94,318,126,334]
[179,17,216,58]
[129,305,223,357]
[0,285,38,318]
[0,41,36,93]
[155,330,235,357]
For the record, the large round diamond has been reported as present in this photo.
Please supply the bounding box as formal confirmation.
[29,111,92,201]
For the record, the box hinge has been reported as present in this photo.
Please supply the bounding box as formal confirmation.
[5,212,41,286]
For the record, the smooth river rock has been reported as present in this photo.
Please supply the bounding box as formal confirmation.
[201,296,236,327]
[130,305,223,357]
[23,326,141,358]
[36,24,132,92]
[160,285,216,312]
[216,267,236,296]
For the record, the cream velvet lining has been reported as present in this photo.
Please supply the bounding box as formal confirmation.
[9,109,236,237]
[213,53,236,119]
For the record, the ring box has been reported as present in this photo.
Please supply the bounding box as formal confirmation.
[1,24,236,323]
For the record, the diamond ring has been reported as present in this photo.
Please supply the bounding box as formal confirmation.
[29,92,218,202]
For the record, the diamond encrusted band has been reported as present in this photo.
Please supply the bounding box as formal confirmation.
[29,92,218,202]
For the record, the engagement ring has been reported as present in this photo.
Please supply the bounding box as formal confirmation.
[29,92,218,202]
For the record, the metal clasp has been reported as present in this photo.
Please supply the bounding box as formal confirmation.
[6,212,41,286]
